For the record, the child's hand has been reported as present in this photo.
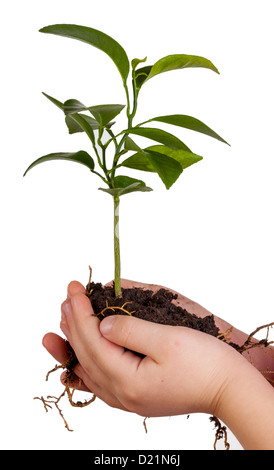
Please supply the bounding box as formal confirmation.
[43,279,274,449]
[44,280,245,418]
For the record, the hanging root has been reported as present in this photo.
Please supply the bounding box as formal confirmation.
[34,389,73,432]
[210,416,230,450]
[45,364,65,382]
[65,373,96,409]
[35,267,99,432]
[237,323,274,385]
[236,322,274,354]
[143,417,148,434]
[34,343,96,432]
[217,323,274,385]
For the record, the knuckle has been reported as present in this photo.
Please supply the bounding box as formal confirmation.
[118,317,135,349]
[71,291,91,312]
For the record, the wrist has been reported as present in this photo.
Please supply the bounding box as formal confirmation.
[214,352,274,450]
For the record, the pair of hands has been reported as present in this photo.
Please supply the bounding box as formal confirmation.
[43,279,251,419]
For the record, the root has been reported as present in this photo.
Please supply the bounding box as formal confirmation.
[236,322,274,354]
[34,390,73,432]
[96,299,136,317]
[35,266,98,432]
[46,364,64,381]
[66,377,96,408]
[86,265,94,296]
[34,360,96,432]
[218,323,274,387]
[210,416,230,450]
[217,322,274,357]
[217,327,233,343]
[143,417,148,434]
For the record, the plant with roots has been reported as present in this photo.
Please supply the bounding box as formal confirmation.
[24,24,229,297]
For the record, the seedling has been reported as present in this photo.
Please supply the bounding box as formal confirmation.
[24,24,229,298]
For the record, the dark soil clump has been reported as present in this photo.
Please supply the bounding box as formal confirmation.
[87,282,220,338]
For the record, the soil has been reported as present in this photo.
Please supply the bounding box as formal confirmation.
[88,282,218,329]
[86,281,235,353]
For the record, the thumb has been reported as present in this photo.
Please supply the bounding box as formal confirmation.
[99,315,166,360]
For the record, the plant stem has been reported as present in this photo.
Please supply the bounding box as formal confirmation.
[110,80,138,181]
[113,195,122,297]
[112,79,139,296]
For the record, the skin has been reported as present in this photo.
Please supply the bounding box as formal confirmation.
[43,279,274,450]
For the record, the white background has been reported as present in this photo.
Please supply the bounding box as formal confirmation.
[1,0,273,450]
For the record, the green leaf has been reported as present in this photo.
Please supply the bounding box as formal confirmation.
[42,92,64,110]
[64,101,125,127]
[134,65,153,90]
[132,57,147,72]
[135,55,219,92]
[42,94,100,135]
[122,144,202,172]
[40,24,130,83]
[63,99,87,115]
[145,54,220,82]
[88,104,125,127]
[125,127,191,151]
[65,115,83,134]
[99,176,153,197]
[122,149,183,189]
[146,150,183,189]
[148,114,230,145]
[43,94,121,133]
[122,152,155,172]
[68,113,96,145]
[124,136,143,152]
[23,150,95,176]
[143,145,203,170]
[65,114,101,135]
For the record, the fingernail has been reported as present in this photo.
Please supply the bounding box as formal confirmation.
[62,299,72,317]
[100,316,115,335]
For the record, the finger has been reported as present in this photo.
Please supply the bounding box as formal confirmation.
[100,315,168,362]
[61,281,86,340]
[61,300,72,340]
[42,332,69,364]
[64,292,104,366]
[42,332,82,375]
[59,368,130,412]
[66,292,141,378]
[67,281,86,299]
[67,291,98,335]
[43,332,90,388]
[61,282,86,335]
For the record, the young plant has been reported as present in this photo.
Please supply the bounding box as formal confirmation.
[24,24,229,298]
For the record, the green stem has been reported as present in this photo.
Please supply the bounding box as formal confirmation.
[90,169,108,185]
[110,79,138,180]
[124,81,131,120]
[113,195,122,297]
[112,79,139,296]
